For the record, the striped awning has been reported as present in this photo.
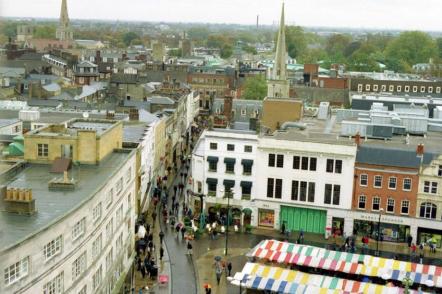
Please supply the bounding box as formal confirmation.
[231,262,424,294]
[247,240,442,288]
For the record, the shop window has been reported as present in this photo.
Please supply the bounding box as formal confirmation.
[268,154,275,167]
[388,177,397,189]
[374,175,382,188]
[420,202,437,219]
[401,200,409,215]
[403,178,412,191]
[258,209,274,227]
[358,195,366,209]
[387,198,395,213]
[227,144,235,151]
[360,174,368,186]
[210,142,217,150]
[372,197,380,211]
[309,157,317,171]
[293,156,300,169]
[276,154,284,168]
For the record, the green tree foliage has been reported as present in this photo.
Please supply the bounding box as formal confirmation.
[122,32,140,46]
[436,38,442,58]
[169,48,183,57]
[243,45,257,55]
[385,31,438,70]
[220,44,233,59]
[34,25,56,38]
[242,75,267,100]
[348,43,381,72]
[284,26,307,59]
[187,27,210,40]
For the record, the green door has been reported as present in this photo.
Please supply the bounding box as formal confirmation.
[280,206,326,234]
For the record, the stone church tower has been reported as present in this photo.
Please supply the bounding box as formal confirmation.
[266,3,290,99]
[56,0,74,41]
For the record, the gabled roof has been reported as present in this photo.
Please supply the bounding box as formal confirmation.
[77,60,98,68]
[356,145,438,168]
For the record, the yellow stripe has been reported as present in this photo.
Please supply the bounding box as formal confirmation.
[319,289,328,294]
[378,258,386,268]
[286,270,296,282]
[371,267,378,276]
[406,262,412,272]
[375,284,384,294]
[273,267,283,280]
[363,283,371,293]
[261,265,271,277]
[300,273,309,285]
[251,264,260,275]
[392,260,400,270]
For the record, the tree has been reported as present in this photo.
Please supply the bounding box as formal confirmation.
[437,38,442,58]
[243,45,257,55]
[284,26,307,59]
[348,44,381,72]
[122,32,139,46]
[325,34,352,56]
[385,31,438,71]
[220,44,233,59]
[242,75,267,100]
[169,48,183,57]
[34,25,56,38]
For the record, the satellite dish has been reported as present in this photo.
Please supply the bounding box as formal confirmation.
[83,112,89,118]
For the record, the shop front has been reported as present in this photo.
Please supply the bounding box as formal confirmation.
[332,217,344,236]
[418,227,442,248]
[258,209,275,228]
[280,206,326,234]
[353,219,409,242]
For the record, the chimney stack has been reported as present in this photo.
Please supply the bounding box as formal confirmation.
[3,187,36,215]
[224,95,233,123]
[354,132,361,146]
[416,143,424,157]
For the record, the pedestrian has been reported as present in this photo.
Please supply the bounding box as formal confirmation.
[152,211,157,224]
[140,262,146,279]
[181,226,186,240]
[187,241,193,255]
[204,284,212,294]
[172,195,176,207]
[174,202,179,215]
[159,231,165,244]
[176,224,181,237]
[215,261,223,285]
[281,222,286,235]
[419,252,424,264]
[407,234,413,248]
[174,185,178,195]
[227,262,232,277]
[411,243,417,257]
[160,247,164,261]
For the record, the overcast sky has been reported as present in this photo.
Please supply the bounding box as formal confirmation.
[1,0,441,31]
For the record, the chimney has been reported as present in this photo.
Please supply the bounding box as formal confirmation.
[95,50,101,63]
[3,187,36,215]
[416,143,424,157]
[129,108,139,121]
[354,132,361,146]
[224,96,233,123]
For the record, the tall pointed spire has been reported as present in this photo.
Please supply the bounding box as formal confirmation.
[272,2,287,81]
[56,0,73,41]
[266,2,290,99]
[59,0,70,28]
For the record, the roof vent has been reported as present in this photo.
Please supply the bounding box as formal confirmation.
[3,187,36,215]
[48,171,77,191]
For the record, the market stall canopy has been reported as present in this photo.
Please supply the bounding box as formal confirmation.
[231,262,424,294]
[247,239,442,288]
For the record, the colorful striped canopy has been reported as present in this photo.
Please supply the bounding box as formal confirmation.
[231,262,423,294]
[247,239,442,288]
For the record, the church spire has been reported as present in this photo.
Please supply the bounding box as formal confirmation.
[59,0,70,28]
[56,0,73,41]
[272,2,287,81]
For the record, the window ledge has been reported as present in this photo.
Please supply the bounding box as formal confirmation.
[225,171,235,174]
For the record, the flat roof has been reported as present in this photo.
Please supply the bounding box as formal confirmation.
[0,151,132,252]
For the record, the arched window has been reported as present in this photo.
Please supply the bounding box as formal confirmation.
[420,202,437,219]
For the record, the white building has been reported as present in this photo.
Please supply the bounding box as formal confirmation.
[254,129,357,236]
[191,129,258,225]
[0,121,137,294]
[0,119,22,136]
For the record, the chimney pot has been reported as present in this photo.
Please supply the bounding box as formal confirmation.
[416,143,425,156]
[354,132,361,146]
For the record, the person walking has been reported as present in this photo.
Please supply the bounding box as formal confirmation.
[181,226,186,240]
[187,241,193,255]
[227,262,232,277]
[140,262,146,279]
[151,211,157,226]
[215,261,223,285]
[159,246,164,261]
[159,231,165,244]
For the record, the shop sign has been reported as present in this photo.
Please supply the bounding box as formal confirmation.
[358,213,406,224]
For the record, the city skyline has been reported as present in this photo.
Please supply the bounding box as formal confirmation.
[1,0,442,31]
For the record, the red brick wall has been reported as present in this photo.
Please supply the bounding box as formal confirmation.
[352,163,418,217]
[319,77,348,89]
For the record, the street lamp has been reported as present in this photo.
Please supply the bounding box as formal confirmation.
[375,208,384,256]
[220,187,232,256]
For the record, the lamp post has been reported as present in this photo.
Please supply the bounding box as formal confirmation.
[375,208,384,256]
[225,187,232,256]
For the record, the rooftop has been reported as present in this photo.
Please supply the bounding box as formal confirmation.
[0,151,132,252]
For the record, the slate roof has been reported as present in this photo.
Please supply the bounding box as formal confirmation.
[356,145,438,168]
[110,73,139,84]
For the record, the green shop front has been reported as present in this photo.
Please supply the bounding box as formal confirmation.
[279,205,327,234]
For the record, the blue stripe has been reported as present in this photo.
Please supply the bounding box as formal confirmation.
[265,278,275,290]
[392,270,400,280]
[252,276,262,289]
[414,273,422,283]
[289,282,299,293]
[278,281,287,293]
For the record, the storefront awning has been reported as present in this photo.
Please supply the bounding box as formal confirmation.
[241,159,254,166]
[240,181,253,188]
[223,157,236,164]
[247,239,442,289]
[206,178,218,184]
[223,179,235,188]
[231,262,414,294]
[206,156,219,163]
[242,208,253,215]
